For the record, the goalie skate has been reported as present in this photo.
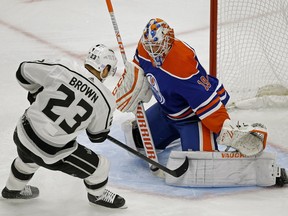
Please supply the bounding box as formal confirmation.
[1,185,39,199]
[88,189,126,209]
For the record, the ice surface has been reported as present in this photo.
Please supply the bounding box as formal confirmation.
[0,0,287,216]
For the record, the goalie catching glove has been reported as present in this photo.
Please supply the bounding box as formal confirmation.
[112,61,152,113]
[217,119,268,157]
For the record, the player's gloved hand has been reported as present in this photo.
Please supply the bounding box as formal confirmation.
[27,86,44,104]
[112,61,152,113]
[216,119,267,156]
[86,129,110,143]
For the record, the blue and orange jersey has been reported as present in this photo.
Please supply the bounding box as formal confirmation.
[133,39,230,134]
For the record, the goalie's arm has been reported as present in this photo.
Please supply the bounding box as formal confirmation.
[200,104,230,134]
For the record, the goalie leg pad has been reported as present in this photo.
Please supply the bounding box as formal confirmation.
[165,151,279,187]
[122,120,141,152]
[122,119,147,156]
[122,119,164,156]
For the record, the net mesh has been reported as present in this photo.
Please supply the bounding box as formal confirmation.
[217,0,288,105]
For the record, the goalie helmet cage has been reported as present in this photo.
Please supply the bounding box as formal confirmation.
[209,0,288,108]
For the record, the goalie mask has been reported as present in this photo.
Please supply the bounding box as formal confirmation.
[141,18,175,68]
[85,44,118,82]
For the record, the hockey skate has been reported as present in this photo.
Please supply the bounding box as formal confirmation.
[88,189,126,209]
[275,168,288,187]
[1,185,39,199]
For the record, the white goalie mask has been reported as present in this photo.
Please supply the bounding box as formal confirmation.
[141,18,175,67]
[85,44,118,81]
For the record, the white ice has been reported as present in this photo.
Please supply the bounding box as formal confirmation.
[0,0,287,216]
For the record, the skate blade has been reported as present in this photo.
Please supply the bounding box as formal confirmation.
[89,202,128,209]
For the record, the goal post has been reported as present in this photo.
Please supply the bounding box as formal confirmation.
[210,0,288,108]
[209,0,218,78]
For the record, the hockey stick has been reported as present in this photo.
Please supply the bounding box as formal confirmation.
[105,0,160,173]
[107,135,189,177]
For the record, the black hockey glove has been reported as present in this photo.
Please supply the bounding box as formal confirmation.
[86,130,110,143]
[27,86,44,105]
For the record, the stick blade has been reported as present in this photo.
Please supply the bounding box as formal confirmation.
[170,156,189,177]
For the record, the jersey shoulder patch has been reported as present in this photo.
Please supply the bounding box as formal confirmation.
[162,40,199,79]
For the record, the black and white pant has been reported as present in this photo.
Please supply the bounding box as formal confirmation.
[4,128,109,197]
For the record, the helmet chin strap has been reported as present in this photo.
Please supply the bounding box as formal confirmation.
[85,64,106,82]
[99,70,106,82]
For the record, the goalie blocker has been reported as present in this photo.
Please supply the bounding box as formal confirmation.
[112,61,152,113]
[165,151,287,187]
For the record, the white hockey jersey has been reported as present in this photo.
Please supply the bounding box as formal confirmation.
[15,58,115,164]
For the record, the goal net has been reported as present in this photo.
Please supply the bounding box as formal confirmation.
[210,0,288,109]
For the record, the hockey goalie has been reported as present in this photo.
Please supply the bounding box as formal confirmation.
[113,18,288,188]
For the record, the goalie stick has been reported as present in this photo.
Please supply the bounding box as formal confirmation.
[107,135,189,177]
[105,0,161,174]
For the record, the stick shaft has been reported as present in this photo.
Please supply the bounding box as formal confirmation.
[105,0,127,64]
[107,135,188,177]
[105,0,159,167]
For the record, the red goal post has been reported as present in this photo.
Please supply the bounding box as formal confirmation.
[209,0,288,108]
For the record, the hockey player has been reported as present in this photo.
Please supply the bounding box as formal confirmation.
[1,44,126,208]
[113,18,288,187]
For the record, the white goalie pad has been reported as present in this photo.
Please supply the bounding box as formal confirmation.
[121,119,139,152]
[121,119,165,156]
[165,151,280,187]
